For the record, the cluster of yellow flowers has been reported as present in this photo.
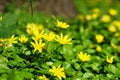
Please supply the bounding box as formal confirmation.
[25,21,72,53]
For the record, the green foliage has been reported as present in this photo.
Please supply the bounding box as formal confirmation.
[0,13,17,38]
[1,0,120,80]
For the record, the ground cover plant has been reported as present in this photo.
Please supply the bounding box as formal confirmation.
[0,0,120,80]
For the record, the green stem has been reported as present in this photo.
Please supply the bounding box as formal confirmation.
[53,44,62,52]
[30,0,33,19]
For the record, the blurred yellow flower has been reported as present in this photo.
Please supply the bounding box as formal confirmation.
[106,56,114,63]
[112,20,120,30]
[31,78,34,80]
[7,35,18,45]
[56,20,69,29]
[111,43,118,49]
[101,15,111,23]
[32,30,44,40]
[55,33,72,45]
[109,9,118,16]
[43,32,56,41]
[39,75,48,80]
[26,23,38,35]
[114,32,120,37]
[108,25,116,32]
[38,24,44,31]
[78,52,90,62]
[96,46,102,52]
[0,38,7,48]
[49,65,66,80]
[31,39,45,53]
[78,14,84,20]
[95,34,104,43]
[93,8,100,14]
[0,16,2,21]
[92,13,99,19]
[19,36,28,43]
[85,14,92,21]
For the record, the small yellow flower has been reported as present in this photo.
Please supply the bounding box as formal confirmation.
[96,46,102,52]
[106,56,114,63]
[0,38,7,48]
[55,33,72,45]
[26,23,38,35]
[111,43,118,49]
[7,35,18,45]
[108,25,116,32]
[93,8,100,14]
[31,78,34,80]
[95,34,104,43]
[39,75,48,80]
[56,20,69,29]
[32,30,44,40]
[114,32,120,37]
[43,32,56,41]
[112,20,120,30]
[85,14,92,21]
[19,36,28,43]
[38,24,44,31]
[101,15,111,23]
[109,9,118,16]
[77,14,84,20]
[0,16,2,21]
[31,39,45,53]
[78,52,90,62]
[92,13,99,19]
[49,65,66,80]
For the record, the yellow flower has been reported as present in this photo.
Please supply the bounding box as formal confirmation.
[112,20,120,30]
[31,78,34,80]
[85,14,92,21]
[95,34,104,43]
[101,15,111,23]
[93,8,100,14]
[96,46,102,52]
[32,30,44,40]
[78,52,90,62]
[31,39,45,53]
[55,33,72,45]
[109,9,118,16]
[38,24,44,31]
[49,65,66,80]
[114,32,120,37]
[111,43,118,49]
[108,25,116,32]
[26,23,38,35]
[0,38,7,48]
[92,13,99,19]
[19,36,28,43]
[106,56,114,63]
[43,32,56,41]
[7,35,18,45]
[77,14,84,20]
[39,75,48,80]
[0,16,2,21]
[56,20,69,29]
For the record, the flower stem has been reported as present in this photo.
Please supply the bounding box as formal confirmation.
[30,0,33,19]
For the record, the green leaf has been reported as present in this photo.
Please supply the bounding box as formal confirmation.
[108,64,116,74]
[0,55,9,74]
[91,62,100,72]
[7,70,22,80]
[83,72,94,79]
[116,63,120,69]
[0,13,17,38]
[63,62,73,76]
[60,45,74,61]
